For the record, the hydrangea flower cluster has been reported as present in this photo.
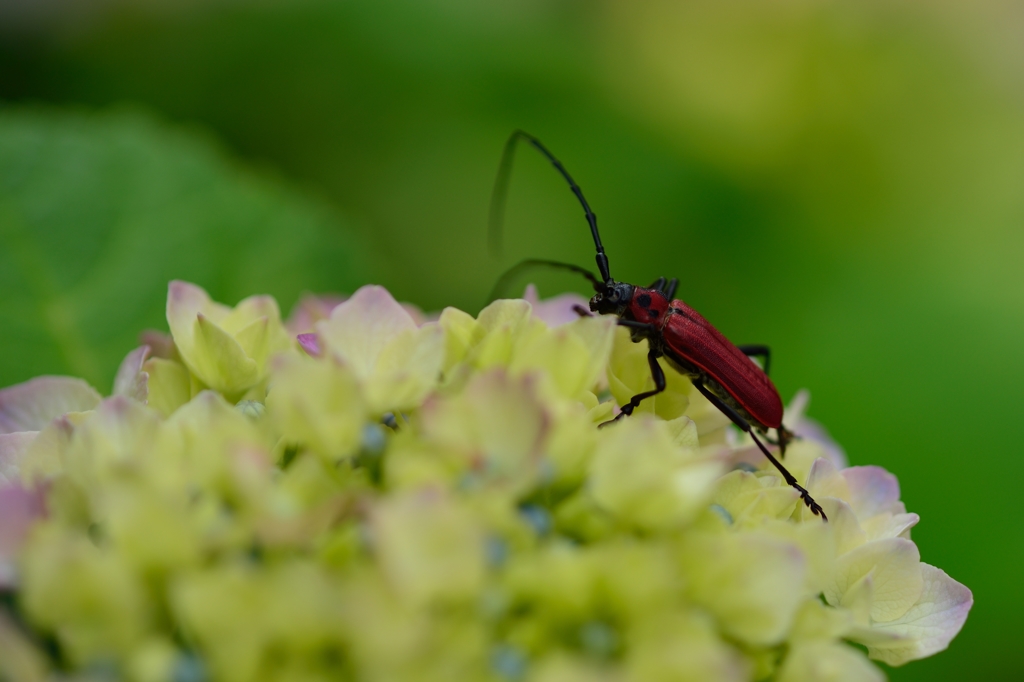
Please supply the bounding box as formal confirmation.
[0,281,971,682]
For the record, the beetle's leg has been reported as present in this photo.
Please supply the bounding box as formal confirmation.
[616,320,655,331]
[647,277,679,299]
[737,344,771,376]
[600,348,666,428]
[691,380,826,521]
[648,276,667,293]
[761,426,799,455]
[572,304,593,318]
[615,319,657,344]
[776,425,795,456]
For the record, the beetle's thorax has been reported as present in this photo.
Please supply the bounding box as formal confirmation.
[626,287,670,326]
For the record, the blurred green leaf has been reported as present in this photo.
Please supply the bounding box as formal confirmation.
[0,106,376,391]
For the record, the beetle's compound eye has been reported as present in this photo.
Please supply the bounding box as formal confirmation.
[605,286,621,303]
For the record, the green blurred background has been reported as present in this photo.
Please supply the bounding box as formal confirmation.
[1,0,1020,679]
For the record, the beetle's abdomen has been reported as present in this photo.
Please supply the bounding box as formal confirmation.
[661,301,784,429]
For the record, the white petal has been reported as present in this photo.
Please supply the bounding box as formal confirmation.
[819,498,867,557]
[826,537,923,623]
[864,564,973,666]
[807,458,849,501]
[860,512,919,543]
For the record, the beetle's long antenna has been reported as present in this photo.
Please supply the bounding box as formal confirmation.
[487,258,601,304]
[489,130,612,283]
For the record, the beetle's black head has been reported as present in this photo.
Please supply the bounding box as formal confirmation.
[590,280,634,317]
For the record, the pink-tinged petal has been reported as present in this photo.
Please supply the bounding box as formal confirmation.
[0,432,38,485]
[843,466,902,518]
[112,346,151,404]
[865,564,973,666]
[139,329,178,360]
[167,280,209,359]
[167,280,214,322]
[286,293,348,333]
[794,418,848,469]
[167,281,231,361]
[0,484,47,588]
[0,377,102,434]
[297,333,322,357]
[523,284,591,327]
[316,285,418,378]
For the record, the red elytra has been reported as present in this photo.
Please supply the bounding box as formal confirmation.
[626,287,784,430]
[489,130,826,521]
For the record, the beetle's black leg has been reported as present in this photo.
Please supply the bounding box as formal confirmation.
[737,344,771,376]
[776,425,795,456]
[691,380,826,521]
[761,425,799,454]
[616,320,657,331]
[648,276,667,293]
[664,278,679,300]
[600,347,666,428]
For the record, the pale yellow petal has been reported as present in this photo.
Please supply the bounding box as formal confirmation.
[372,489,485,606]
[778,641,885,682]
[508,315,616,398]
[626,610,752,682]
[788,599,855,642]
[590,415,722,531]
[143,358,191,418]
[826,537,924,624]
[437,306,480,373]
[188,314,260,395]
[367,323,445,413]
[680,531,808,646]
[266,353,366,460]
[607,328,691,420]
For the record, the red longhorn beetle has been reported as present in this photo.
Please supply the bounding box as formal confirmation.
[489,130,826,521]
